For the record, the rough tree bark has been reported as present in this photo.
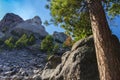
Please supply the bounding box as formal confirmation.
[87,0,120,80]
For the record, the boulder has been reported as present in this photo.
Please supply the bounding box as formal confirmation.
[41,69,55,80]
[41,55,61,80]
[71,35,93,51]
[0,13,23,33]
[45,55,61,69]
[11,16,48,39]
[32,74,42,80]
[53,31,68,43]
[41,36,100,80]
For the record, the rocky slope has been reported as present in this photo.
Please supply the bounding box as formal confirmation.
[0,49,46,80]
[0,13,69,80]
[41,36,100,80]
[0,13,100,80]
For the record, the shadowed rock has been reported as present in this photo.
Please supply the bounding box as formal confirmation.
[0,13,24,32]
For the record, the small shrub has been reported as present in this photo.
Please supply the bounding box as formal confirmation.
[4,37,14,49]
[15,34,28,48]
[40,35,54,53]
[40,35,60,58]
[28,34,36,45]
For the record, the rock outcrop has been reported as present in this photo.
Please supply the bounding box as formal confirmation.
[0,13,23,33]
[41,35,100,80]
[0,13,48,40]
[11,16,48,39]
[53,31,68,43]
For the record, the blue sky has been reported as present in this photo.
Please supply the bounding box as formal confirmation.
[0,0,65,34]
[0,0,120,38]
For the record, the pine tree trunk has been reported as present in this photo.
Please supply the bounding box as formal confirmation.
[87,0,120,80]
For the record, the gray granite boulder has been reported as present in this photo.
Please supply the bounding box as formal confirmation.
[41,36,100,80]
[53,31,68,43]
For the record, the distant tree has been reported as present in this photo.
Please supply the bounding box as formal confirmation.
[40,35,60,55]
[4,37,14,49]
[28,34,36,45]
[15,34,28,48]
[40,35,54,53]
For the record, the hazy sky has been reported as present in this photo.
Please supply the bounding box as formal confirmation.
[0,0,120,38]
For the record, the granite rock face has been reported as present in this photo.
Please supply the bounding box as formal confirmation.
[11,16,48,39]
[0,13,23,33]
[41,36,100,80]
[53,31,68,43]
[0,13,48,39]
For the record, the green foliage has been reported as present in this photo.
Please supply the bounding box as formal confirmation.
[4,34,36,49]
[40,35,60,55]
[53,43,59,54]
[103,0,120,18]
[28,34,36,45]
[46,0,120,41]
[40,35,54,53]
[108,3,120,18]
[46,0,92,41]
[15,34,28,48]
[4,37,14,49]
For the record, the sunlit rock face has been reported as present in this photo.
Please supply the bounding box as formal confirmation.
[11,16,48,39]
[27,16,42,26]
